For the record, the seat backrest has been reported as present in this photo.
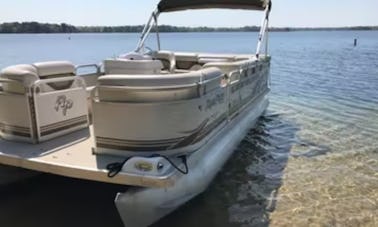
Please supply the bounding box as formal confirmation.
[33,61,75,79]
[103,59,163,75]
[98,67,222,87]
[33,61,76,90]
[0,65,39,94]
[96,67,223,102]
[203,59,252,74]
[0,61,76,93]
[0,61,88,143]
[175,52,199,62]
[175,52,200,70]
[0,64,39,93]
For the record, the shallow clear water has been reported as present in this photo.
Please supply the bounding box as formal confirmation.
[0,31,377,227]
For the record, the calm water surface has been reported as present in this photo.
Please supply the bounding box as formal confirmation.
[0,31,377,227]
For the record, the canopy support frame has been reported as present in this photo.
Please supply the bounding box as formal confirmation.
[153,12,161,51]
[135,9,161,53]
[256,3,271,58]
[136,1,272,56]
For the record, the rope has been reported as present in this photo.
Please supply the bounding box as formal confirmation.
[106,158,130,178]
[160,155,189,175]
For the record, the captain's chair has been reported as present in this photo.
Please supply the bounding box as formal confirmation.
[0,61,89,143]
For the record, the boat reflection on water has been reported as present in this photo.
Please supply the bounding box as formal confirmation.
[154,112,297,226]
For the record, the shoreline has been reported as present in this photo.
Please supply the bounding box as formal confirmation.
[0,29,377,35]
[1,22,377,34]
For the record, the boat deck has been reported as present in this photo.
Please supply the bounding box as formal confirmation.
[0,127,175,188]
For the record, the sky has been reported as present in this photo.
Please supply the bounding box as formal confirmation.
[0,0,377,28]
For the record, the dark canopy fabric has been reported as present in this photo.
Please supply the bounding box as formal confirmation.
[158,0,270,12]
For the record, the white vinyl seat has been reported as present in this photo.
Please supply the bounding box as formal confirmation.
[97,67,222,87]
[0,61,89,143]
[203,59,253,74]
[198,53,237,61]
[91,67,225,157]
[175,52,198,62]
[1,64,39,94]
[34,61,75,78]
[175,52,200,70]
[103,59,163,75]
[1,61,76,93]
[96,67,222,101]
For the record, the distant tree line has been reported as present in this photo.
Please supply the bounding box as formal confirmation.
[0,22,78,33]
[0,22,377,33]
[0,22,263,33]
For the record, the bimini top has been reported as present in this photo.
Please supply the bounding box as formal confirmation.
[158,0,271,13]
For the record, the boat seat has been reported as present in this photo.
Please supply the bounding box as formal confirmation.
[1,64,39,87]
[1,61,76,93]
[103,59,163,75]
[0,61,89,143]
[175,52,200,70]
[34,61,75,78]
[198,58,231,64]
[198,54,236,61]
[98,67,221,87]
[235,55,255,61]
[189,64,203,71]
[203,59,253,74]
[91,68,225,157]
[34,61,76,90]
[175,52,198,62]
[0,64,38,94]
[96,67,223,102]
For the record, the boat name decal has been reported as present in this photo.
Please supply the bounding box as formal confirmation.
[55,95,73,116]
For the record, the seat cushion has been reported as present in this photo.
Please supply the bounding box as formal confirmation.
[98,67,222,87]
[0,64,39,87]
[1,61,76,93]
[198,53,237,61]
[174,52,199,70]
[33,61,75,78]
[175,52,199,62]
[103,59,163,75]
[203,59,252,74]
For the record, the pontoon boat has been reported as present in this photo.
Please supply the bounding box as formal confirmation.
[0,0,272,226]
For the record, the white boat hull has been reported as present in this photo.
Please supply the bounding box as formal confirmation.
[115,93,269,227]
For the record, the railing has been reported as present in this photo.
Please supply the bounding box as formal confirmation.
[75,64,102,87]
[75,64,101,76]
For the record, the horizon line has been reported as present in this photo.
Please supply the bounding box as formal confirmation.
[1,21,378,29]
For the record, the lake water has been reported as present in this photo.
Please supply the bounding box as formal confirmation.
[0,31,377,227]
